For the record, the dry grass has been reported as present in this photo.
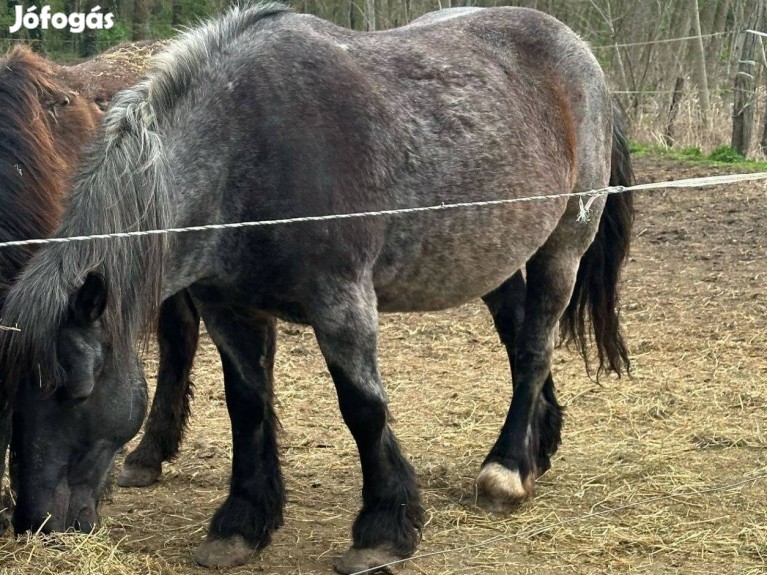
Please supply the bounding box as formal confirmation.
[94,41,168,76]
[0,523,174,575]
[0,476,171,573]
[629,87,767,157]
[1,156,766,574]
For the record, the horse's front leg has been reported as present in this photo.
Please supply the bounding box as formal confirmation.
[311,279,424,575]
[118,290,200,487]
[192,307,282,569]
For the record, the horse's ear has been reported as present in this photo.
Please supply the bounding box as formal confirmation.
[73,272,107,325]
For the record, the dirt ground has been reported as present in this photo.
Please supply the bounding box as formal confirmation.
[2,156,766,574]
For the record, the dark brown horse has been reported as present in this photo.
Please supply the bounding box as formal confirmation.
[0,42,194,528]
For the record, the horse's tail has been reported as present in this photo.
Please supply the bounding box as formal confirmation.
[560,102,635,377]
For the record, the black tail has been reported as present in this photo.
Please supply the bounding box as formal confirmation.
[561,102,635,377]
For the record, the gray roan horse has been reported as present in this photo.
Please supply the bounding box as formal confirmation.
[1,4,634,573]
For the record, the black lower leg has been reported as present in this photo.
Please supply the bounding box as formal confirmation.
[535,375,563,473]
[123,291,200,477]
[312,288,423,559]
[482,272,563,476]
[206,316,283,548]
[330,365,423,555]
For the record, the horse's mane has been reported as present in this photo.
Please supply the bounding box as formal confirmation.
[148,2,289,113]
[0,46,68,301]
[1,3,291,391]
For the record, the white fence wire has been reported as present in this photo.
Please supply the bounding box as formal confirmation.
[0,172,765,251]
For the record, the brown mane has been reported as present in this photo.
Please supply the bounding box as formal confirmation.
[0,47,69,298]
[0,45,120,302]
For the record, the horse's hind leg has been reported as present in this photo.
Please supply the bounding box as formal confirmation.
[118,290,199,487]
[481,270,563,492]
[193,307,282,569]
[476,197,604,509]
[311,279,424,575]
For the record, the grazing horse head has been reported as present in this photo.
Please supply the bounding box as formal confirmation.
[0,45,102,532]
[0,81,171,531]
[0,44,159,533]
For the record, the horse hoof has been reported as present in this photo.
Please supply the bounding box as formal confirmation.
[334,546,403,574]
[475,462,533,512]
[194,534,255,568]
[116,464,161,488]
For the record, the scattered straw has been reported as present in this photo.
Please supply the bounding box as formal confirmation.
[350,470,767,574]
[0,521,175,575]
[94,41,169,76]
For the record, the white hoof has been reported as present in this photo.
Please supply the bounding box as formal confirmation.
[476,462,534,510]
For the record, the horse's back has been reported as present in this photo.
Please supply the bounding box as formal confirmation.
[163,7,611,313]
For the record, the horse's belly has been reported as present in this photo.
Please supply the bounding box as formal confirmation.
[375,250,522,312]
[373,202,565,312]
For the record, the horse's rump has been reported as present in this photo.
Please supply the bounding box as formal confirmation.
[54,40,166,111]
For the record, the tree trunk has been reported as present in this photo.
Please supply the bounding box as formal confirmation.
[760,30,767,154]
[365,0,375,31]
[663,77,685,147]
[690,0,711,131]
[732,1,765,156]
[663,0,692,92]
[705,0,731,73]
[80,0,98,57]
[132,0,152,41]
[171,0,182,28]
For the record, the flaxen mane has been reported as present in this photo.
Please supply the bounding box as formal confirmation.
[1,3,291,392]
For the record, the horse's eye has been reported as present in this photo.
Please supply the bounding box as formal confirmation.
[48,96,70,113]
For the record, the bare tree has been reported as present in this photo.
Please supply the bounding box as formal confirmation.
[171,0,182,28]
[365,0,376,31]
[689,0,711,130]
[731,1,765,156]
[132,0,153,41]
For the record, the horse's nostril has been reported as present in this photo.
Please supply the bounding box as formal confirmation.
[72,507,96,533]
[75,519,94,532]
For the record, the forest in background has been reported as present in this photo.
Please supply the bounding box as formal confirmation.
[2,0,766,157]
